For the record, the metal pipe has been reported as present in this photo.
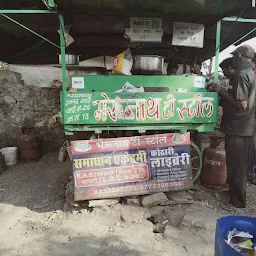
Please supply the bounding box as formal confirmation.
[59,14,67,92]
[0,10,56,14]
[43,0,56,8]
[214,21,221,83]
[0,14,60,48]
[223,17,256,23]
[232,27,256,46]
[184,47,188,74]
[219,3,250,48]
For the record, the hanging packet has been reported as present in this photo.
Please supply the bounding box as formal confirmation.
[113,48,133,75]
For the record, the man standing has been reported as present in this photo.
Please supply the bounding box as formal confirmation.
[219,57,235,80]
[190,59,213,149]
[212,45,256,208]
[167,61,179,75]
[216,58,235,129]
[250,55,256,184]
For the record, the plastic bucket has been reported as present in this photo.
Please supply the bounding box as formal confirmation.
[0,147,18,166]
[215,216,256,256]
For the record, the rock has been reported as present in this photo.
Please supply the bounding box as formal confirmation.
[80,209,89,214]
[91,207,105,216]
[107,227,114,232]
[165,191,187,198]
[65,187,74,205]
[147,210,167,224]
[121,205,146,225]
[126,197,141,207]
[153,223,166,233]
[168,198,193,204]
[81,201,89,207]
[193,191,205,202]
[187,190,194,197]
[68,180,74,194]
[168,214,184,227]
[160,199,190,206]
[4,96,16,105]
[146,205,184,228]
[182,205,221,231]
[63,202,73,212]
[68,235,74,241]
[165,191,193,203]
[144,206,165,219]
[163,207,186,227]
[65,180,75,206]
[112,203,122,211]
[164,226,181,240]
[88,198,120,208]
[33,204,48,210]
[154,233,165,243]
[141,193,168,207]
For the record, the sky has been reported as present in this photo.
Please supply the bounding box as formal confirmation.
[203,37,256,74]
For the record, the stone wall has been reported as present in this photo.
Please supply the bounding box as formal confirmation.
[0,70,65,151]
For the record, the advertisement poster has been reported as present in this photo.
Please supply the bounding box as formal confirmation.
[71,133,193,201]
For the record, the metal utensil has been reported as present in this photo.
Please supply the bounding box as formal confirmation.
[133,55,165,75]
[72,66,106,75]
[58,54,80,65]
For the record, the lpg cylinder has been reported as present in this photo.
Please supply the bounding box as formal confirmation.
[19,126,40,162]
[200,136,227,189]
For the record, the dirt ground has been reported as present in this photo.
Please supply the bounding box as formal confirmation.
[1,152,256,256]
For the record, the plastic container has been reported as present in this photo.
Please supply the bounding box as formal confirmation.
[0,147,18,166]
[215,216,256,256]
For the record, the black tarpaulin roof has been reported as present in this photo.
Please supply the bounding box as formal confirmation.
[0,0,255,64]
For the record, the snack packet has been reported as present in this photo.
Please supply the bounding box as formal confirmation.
[113,48,133,75]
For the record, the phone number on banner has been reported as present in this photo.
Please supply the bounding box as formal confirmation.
[89,181,184,196]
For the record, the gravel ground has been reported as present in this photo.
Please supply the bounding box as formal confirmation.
[0,152,256,256]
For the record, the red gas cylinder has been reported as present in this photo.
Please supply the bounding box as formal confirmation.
[19,127,40,162]
[200,136,227,189]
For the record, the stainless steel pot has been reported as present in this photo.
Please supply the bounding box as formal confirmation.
[68,67,106,75]
[133,55,165,75]
[58,54,79,65]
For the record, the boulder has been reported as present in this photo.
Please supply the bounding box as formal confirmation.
[88,198,120,208]
[141,193,168,207]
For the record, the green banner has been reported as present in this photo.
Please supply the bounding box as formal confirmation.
[61,92,218,125]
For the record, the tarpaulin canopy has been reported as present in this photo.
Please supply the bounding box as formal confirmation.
[0,0,255,64]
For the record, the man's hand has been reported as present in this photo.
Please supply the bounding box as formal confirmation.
[211,84,248,110]
[211,83,226,95]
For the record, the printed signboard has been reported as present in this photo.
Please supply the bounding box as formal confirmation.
[71,133,193,201]
[172,22,205,48]
[63,92,218,125]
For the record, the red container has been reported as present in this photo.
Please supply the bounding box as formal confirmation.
[19,127,40,162]
[201,136,227,189]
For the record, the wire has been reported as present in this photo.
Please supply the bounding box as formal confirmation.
[55,1,66,49]
[217,1,251,52]
[3,40,46,60]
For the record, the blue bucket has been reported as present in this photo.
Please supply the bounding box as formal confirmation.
[215,216,256,256]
